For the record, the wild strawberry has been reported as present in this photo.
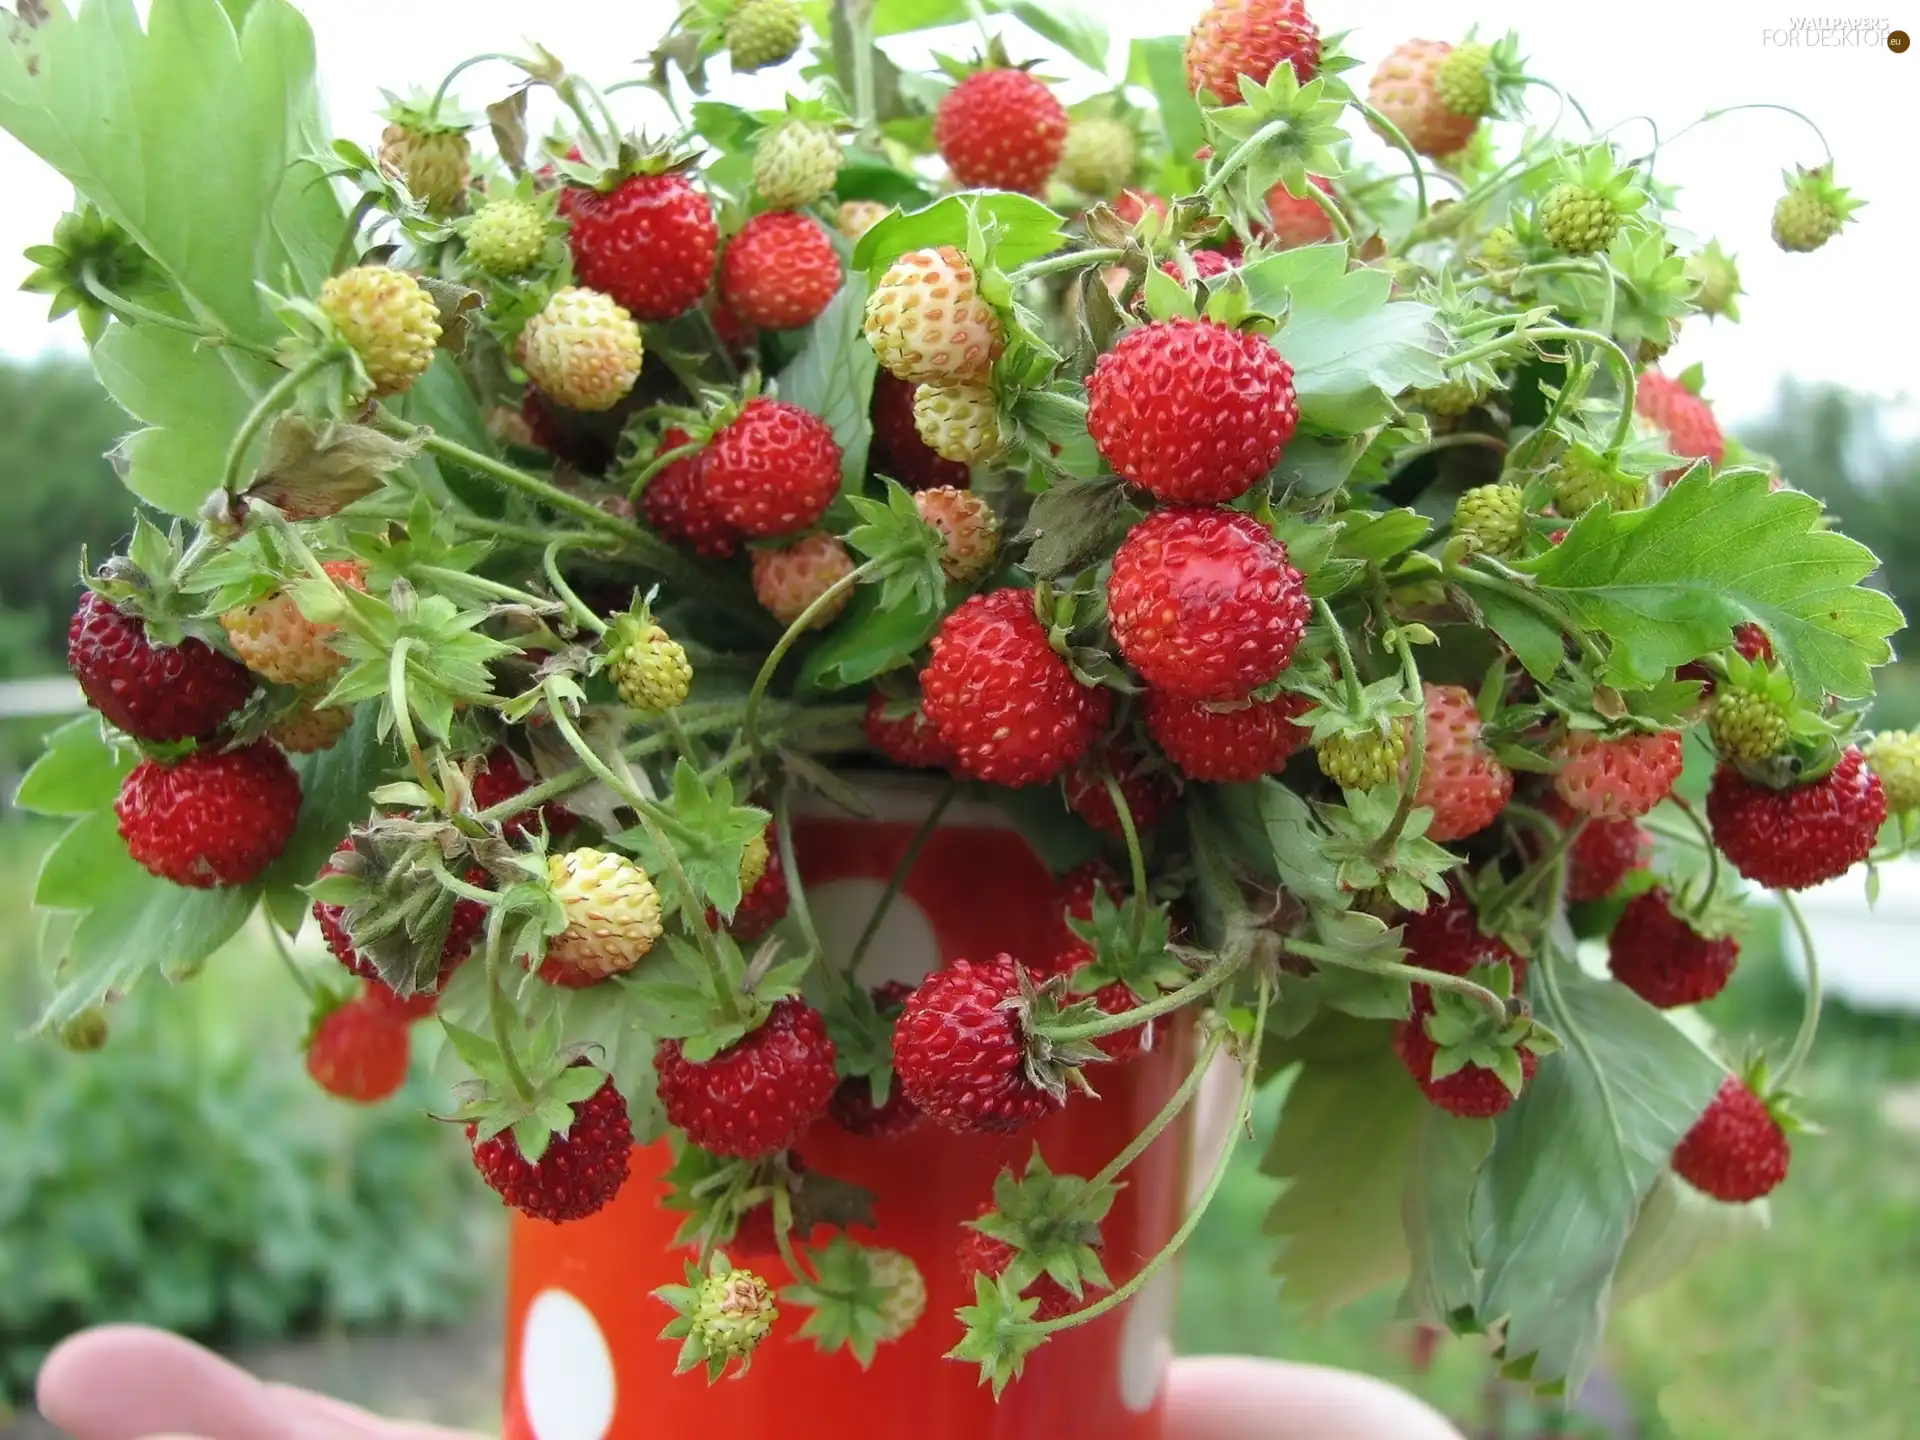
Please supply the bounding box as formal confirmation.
[563,170,718,322]
[957,1219,1088,1321]
[1043,864,1157,1064]
[871,372,970,490]
[377,120,471,213]
[1452,483,1525,557]
[920,589,1112,787]
[1553,730,1684,820]
[1412,683,1512,842]
[863,691,955,770]
[723,0,803,71]
[692,1266,779,1363]
[1537,794,1649,903]
[837,199,891,240]
[1087,319,1298,505]
[1058,116,1138,197]
[1157,249,1239,284]
[220,560,366,689]
[470,745,577,839]
[752,533,855,629]
[641,428,739,559]
[829,981,925,1139]
[317,265,442,396]
[1671,1077,1790,1202]
[67,590,254,743]
[654,997,839,1158]
[1709,686,1789,762]
[1770,165,1860,254]
[894,956,1062,1133]
[935,67,1068,196]
[539,848,664,987]
[1635,369,1726,468]
[1432,40,1494,115]
[1552,445,1644,516]
[752,120,842,209]
[313,839,485,1013]
[607,617,693,713]
[1687,240,1744,319]
[1865,731,1920,813]
[1108,508,1310,702]
[306,993,411,1104]
[737,827,771,897]
[1113,190,1170,226]
[1366,40,1478,158]
[463,196,548,277]
[1706,747,1885,890]
[518,286,644,413]
[870,1249,928,1341]
[115,740,301,889]
[1417,375,1488,418]
[1263,175,1336,246]
[1064,746,1177,837]
[1185,0,1321,101]
[1394,995,1538,1119]
[726,839,791,940]
[913,380,1005,466]
[720,210,841,330]
[1143,689,1312,783]
[1608,888,1739,1009]
[57,1010,109,1053]
[1317,724,1408,791]
[1538,181,1623,256]
[703,398,843,538]
[863,246,1003,385]
[268,700,353,755]
[469,1067,633,1222]
[914,485,1001,583]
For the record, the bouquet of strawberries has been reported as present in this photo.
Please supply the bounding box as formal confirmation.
[5,0,1904,1400]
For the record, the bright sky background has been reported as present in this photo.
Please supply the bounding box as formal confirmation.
[0,0,1913,434]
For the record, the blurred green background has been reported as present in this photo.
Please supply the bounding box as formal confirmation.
[4,357,1919,1437]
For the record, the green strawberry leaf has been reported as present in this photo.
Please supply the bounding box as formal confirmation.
[1124,36,1205,195]
[987,0,1111,75]
[610,761,768,919]
[795,582,943,693]
[777,275,878,487]
[90,324,258,518]
[1522,467,1904,699]
[259,706,395,931]
[1400,1109,1496,1328]
[853,192,1067,275]
[867,0,973,36]
[1455,573,1569,683]
[13,716,131,817]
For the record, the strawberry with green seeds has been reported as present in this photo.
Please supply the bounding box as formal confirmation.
[318,265,443,396]
[914,486,1001,584]
[1367,39,1477,158]
[375,93,473,213]
[1451,483,1525,557]
[1687,239,1744,320]
[538,847,665,987]
[1058,116,1138,197]
[913,380,1005,466]
[1771,165,1862,253]
[656,1254,778,1382]
[1536,147,1647,257]
[724,0,803,72]
[460,183,562,278]
[606,606,694,714]
[518,286,645,413]
[1865,731,1920,813]
[753,118,843,208]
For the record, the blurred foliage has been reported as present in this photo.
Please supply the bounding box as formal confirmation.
[0,824,501,1409]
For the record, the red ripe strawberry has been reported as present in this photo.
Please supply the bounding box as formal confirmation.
[870,371,970,491]
[829,981,925,1139]
[1538,794,1649,903]
[1365,40,1476,159]
[468,1067,634,1222]
[1063,745,1176,837]
[1394,995,1538,1119]
[721,839,791,941]
[641,428,739,559]
[1113,190,1169,226]
[957,1215,1090,1321]
[1402,889,1527,993]
[894,956,1062,1134]
[1411,683,1512,843]
[863,690,955,770]
[653,997,839,1158]
[1109,508,1310,702]
[1142,688,1312,782]
[1672,1076,1790,1202]
[920,589,1112,787]
[702,397,843,538]
[563,171,719,322]
[470,745,577,839]
[1087,319,1298,505]
[1157,249,1239,284]
[1185,0,1321,101]
[68,591,254,743]
[306,994,411,1104]
[312,839,486,1018]
[115,741,300,889]
[1679,623,1774,692]
[1608,888,1739,1009]
[1554,730,1684,820]
[719,210,841,330]
[1262,175,1337,247]
[1635,369,1726,468]
[1706,747,1885,890]
[1046,860,1121,967]
[934,68,1069,196]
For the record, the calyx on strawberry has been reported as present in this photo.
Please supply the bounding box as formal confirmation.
[958,1152,1115,1322]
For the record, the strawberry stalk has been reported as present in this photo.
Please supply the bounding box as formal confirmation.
[1084,1021,1227,1198]
[78,261,276,360]
[541,539,609,636]
[842,780,960,983]
[1347,98,1430,224]
[1776,892,1823,1085]
[1666,794,1725,926]
[1302,180,1354,243]
[1038,951,1245,1045]
[1637,102,1834,169]
[388,636,444,803]
[221,347,348,497]
[1369,585,1427,857]
[1097,772,1155,961]
[774,786,822,966]
[482,905,538,1104]
[425,52,520,128]
[262,915,318,1000]
[1010,247,1126,284]
[625,440,706,503]
[743,554,889,756]
[1199,119,1290,205]
[1286,935,1511,1026]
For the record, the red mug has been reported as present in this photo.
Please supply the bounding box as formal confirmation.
[501,778,1195,1440]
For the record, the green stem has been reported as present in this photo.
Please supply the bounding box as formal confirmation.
[1303,182,1354,244]
[1507,360,1596,471]
[483,908,537,1104]
[331,193,381,275]
[221,349,345,497]
[846,0,880,143]
[844,781,958,981]
[422,852,498,906]
[387,637,443,802]
[1041,952,1244,1045]
[1777,892,1822,1085]
[79,265,276,358]
[625,440,705,502]
[543,540,609,635]
[1101,770,1153,959]
[1370,590,1425,858]
[1012,247,1128,284]
[1317,597,1367,712]
[773,787,822,967]
[428,52,520,125]
[413,565,551,608]
[1287,937,1508,1024]
[772,1185,816,1286]
[263,919,317,1000]
[743,558,879,756]
[1349,99,1429,223]
[1655,103,1833,167]
[1668,794,1722,923]
[1200,119,1288,203]
[465,707,750,825]
[1384,431,1509,484]
[1031,974,1267,1337]
[1086,1023,1225,1197]
[1480,813,1584,937]
[1531,326,1637,454]
[1454,559,1603,666]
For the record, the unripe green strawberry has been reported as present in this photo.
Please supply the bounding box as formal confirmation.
[378,122,471,213]
[1058,116,1138,197]
[739,827,771,894]
[1478,225,1523,271]
[753,120,842,208]
[1416,374,1486,417]
[318,265,442,396]
[1453,484,1525,557]
[1709,688,1788,761]
[1771,167,1860,253]
[1687,240,1743,320]
[1553,446,1645,516]
[1434,41,1492,117]
[869,1248,927,1342]
[1866,731,1920,813]
[519,286,644,413]
[609,619,693,713]
[838,200,890,240]
[1538,183,1620,256]
[542,848,664,986]
[694,1266,778,1358]
[1318,724,1408,791]
[724,0,803,72]
[464,197,547,277]
[863,246,1003,385]
[914,486,1000,584]
[912,380,1004,465]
